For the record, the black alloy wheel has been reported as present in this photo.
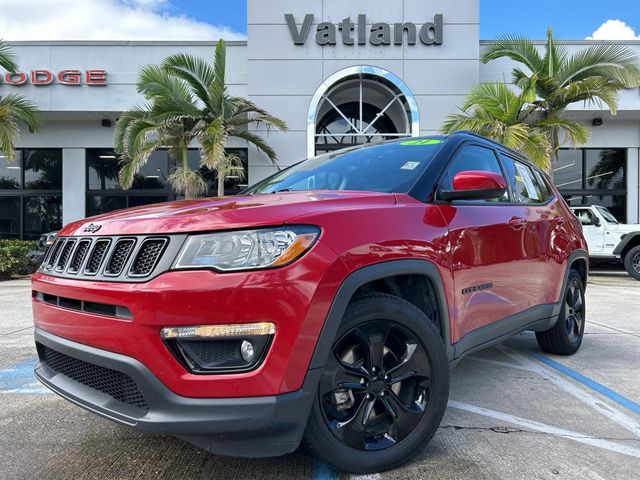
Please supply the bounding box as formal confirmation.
[624,245,640,280]
[318,320,432,451]
[536,269,586,355]
[564,277,585,344]
[304,294,449,473]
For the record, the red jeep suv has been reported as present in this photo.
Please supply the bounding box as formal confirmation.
[32,132,588,473]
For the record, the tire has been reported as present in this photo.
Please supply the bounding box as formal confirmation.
[535,270,585,355]
[303,293,449,473]
[623,245,640,280]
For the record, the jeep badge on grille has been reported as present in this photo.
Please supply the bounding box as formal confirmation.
[83,223,102,233]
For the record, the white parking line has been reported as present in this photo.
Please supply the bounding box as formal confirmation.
[497,346,640,438]
[449,400,640,459]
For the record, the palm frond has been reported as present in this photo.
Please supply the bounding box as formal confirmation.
[0,39,18,73]
[481,35,545,74]
[162,53,216,107]
[232,129,279,163]
[167,166,207,198]
[557,43,640,88]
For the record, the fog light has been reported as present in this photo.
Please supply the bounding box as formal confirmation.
[240,340,255,363]
[161,323,275,374]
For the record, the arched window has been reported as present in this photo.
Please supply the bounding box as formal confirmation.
[307,66,419,157]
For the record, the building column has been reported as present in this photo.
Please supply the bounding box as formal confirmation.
[62,148,86,225]
[627,148,639,224]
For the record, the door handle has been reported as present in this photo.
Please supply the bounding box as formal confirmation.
[508,217,527,229]
[553,216,565,225]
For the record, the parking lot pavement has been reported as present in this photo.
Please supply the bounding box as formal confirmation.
[1,273,639,480]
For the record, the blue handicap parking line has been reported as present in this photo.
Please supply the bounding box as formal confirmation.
[532,352,640,416]
[311,458,338,480]
[0,357,50,394]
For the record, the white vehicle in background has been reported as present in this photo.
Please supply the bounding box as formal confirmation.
[570,205,640,280]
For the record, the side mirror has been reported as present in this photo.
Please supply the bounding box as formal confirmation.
[594,217,601,227]
[439,170,507,201]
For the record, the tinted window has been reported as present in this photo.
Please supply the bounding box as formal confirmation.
[87,149,168,190]
[439,145,508,202]
[245,139,444,194]
[554,150,582,190]
[0,156,22,189]
[24,195,62,238]
[23,150,62,189]
[0,197,20,237]
[501,155,548,204]
[585,149,625,191]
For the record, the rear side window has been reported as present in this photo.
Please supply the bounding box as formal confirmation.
[500,154,550,204]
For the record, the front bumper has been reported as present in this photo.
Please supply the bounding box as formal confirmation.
[35,328,321,457]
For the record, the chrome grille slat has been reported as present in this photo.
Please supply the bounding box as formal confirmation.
[55,239,76,272]
[46,239,65,270]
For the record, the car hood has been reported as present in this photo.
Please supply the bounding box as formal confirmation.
[609,223,640,234]
[60,191,397,236]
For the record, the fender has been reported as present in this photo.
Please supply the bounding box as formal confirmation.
[308,259,453,370]
[613,232,640,256]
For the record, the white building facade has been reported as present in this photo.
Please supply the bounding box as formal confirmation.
[0,0,638,239]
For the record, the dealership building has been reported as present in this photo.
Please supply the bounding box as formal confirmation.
[1,0,639,239]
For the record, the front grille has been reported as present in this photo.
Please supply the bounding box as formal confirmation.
[55,239,76,272]
[85,240,111,275]
[68,240,91,273]
[38,234,179,282]
[38,344,148,411]
[104,239,136,276]
[130,239,167,276]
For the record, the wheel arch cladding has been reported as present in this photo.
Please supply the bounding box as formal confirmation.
[613,232,640,257]
[308,259,453,369]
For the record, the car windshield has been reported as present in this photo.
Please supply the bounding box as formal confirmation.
[244,138,445,195]
[595,206,619,224]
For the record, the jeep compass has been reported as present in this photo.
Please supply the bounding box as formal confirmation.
[32,132,588,473]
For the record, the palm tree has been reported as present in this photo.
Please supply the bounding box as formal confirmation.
[480,27,640,169]
[0,39,40,161]
[441,83,550,168]
[115,39,287,198]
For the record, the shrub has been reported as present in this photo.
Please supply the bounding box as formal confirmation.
[0,239,40,280]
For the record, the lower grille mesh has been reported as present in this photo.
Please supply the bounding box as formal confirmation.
[39,344,148,411]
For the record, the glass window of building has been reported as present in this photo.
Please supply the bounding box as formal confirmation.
[86,149,171,216]
[555,148,627,222]
[186,147,249,195]
[0,149,63,239]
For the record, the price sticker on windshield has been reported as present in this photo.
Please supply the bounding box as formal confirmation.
[401,161,420,170]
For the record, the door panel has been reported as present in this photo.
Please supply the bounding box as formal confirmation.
[439,204,532,342]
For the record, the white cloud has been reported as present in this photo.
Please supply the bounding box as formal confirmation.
[586,19,640,40]
[0,0,246,41]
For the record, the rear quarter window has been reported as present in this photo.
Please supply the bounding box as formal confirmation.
[500,154,551,204]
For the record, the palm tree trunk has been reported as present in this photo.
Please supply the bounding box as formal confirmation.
[182,146,194,200]
[217,173,225,197]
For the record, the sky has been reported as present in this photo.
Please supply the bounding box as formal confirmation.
[0,0,639,41]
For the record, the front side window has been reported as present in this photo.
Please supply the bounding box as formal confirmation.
[246,140,444,195]
[438,145,508,203]
[574,209,598,226]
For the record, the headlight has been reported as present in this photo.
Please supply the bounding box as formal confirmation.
[174,226,320,272]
